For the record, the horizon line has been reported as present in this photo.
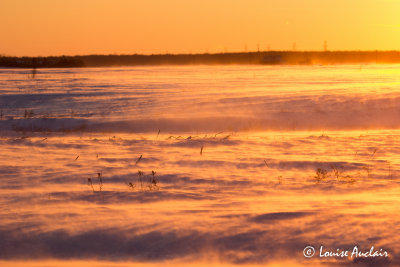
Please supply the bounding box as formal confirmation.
[2,50,400,58]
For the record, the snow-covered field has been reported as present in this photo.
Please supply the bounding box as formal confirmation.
[1,65,400,266]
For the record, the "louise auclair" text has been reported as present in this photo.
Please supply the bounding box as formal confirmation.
[319,245,388,258]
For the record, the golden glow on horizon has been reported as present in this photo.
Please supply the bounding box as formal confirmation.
[1,0,400,56]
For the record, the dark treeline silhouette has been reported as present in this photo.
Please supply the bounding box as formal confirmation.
[2,51,400,68]
[0,56,84,68]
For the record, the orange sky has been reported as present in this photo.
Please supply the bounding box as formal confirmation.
[1,0,400,56]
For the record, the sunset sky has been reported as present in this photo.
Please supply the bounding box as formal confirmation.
[1,0,400,56]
